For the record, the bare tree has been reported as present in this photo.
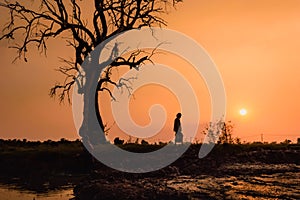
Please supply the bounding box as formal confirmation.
[0,0,182,144]
[217,120,234,144]
[203,120,235,144]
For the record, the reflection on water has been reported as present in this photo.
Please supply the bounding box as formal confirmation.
[1,164,299,200]
[167,164,300,200]
[0,185,74,200]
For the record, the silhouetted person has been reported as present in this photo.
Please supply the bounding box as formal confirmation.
[173,113,183,144]
[114,137,124,145]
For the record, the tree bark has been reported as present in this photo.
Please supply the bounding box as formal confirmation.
[79,61,107,145]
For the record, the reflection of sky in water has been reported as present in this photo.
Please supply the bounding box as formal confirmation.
[0,185,73,200]
[167,164,300,199]
[0,163,299,199]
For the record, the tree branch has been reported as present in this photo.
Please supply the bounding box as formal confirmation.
[0,0,182,103]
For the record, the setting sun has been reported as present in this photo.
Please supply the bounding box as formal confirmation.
[239,108,247,116]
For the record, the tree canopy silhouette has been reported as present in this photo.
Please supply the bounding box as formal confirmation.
[0,0,182,144]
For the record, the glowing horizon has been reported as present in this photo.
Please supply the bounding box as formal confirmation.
[0,0,299,143]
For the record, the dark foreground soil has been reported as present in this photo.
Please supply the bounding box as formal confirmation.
[72,144,300,200]
[0,140,299,200]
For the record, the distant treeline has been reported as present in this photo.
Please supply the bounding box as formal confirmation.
[0,137,298,147]
[0,138,81,146]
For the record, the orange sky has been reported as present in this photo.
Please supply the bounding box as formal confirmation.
[0,0,299,142]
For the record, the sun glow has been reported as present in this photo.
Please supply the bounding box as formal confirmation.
[239,108,247,116]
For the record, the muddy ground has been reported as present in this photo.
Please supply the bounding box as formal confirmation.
[0,141,299,199]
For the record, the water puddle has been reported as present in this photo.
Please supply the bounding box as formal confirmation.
[0,184,74,200]
[166,164,300,199]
